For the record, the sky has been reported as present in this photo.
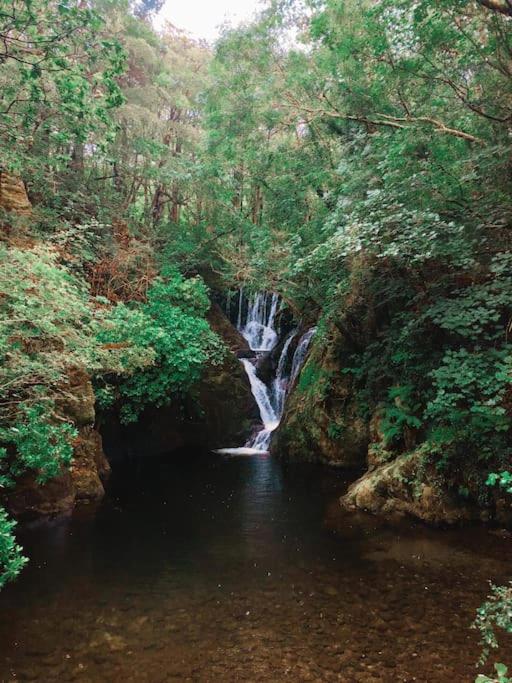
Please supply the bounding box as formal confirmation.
[156,0,263,42]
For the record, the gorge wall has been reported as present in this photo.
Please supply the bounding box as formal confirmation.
[101,302,257,460]
[273,264,512,527]
[6,369,111,519]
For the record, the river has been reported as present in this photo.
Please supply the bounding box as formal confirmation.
[0,449,511,682]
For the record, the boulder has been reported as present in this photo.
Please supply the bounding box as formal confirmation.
[340,450,478,525]
[272,331,369,467]
[6,471,76,519]
[0,172,31,215]
[6,369,110,519]
[70,427,110,501]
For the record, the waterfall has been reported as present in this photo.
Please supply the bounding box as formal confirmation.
[240,359,279,433]
[216,291,315,455]
[237,287,244,330]
[290,327,317,385]
[240,291,279,352]
[270,329,297,418]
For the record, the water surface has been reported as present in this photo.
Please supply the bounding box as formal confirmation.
[1,451,511,682]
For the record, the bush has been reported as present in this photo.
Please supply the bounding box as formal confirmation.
[97,270,225,422]
[0,507,27,590]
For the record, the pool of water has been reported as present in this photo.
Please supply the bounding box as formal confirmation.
[0,450,511,682]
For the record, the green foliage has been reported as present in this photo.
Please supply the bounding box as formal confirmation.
[0,244,99,430]
[476,663,511,683]
[0,243,148,415]
[97,271,225,422]
[0,403,77,485]
[0,0,125,175]
[474,584,512,667]
[297,359,330,402]
[487,472,512,495]
[381,385,422,447]
[426,348,512,455]
[0,507,27,590]
[327,420,345,441]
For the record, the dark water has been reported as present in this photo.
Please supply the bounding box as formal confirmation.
[1,450,511,682]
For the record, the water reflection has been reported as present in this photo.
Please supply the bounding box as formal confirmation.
[0,451,511,682]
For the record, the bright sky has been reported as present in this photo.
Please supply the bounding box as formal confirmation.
[156,0,263,42]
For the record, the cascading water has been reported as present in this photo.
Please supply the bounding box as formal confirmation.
[241,359,279,435]
[240,291,279,352]
[217,291,316,454]
[290,327,317,385]
[270,329,297,418]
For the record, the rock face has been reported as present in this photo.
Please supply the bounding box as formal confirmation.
[341,447,512,526]
[340,450,478,525]
[0,174,106,518]
[273,338,369,466]
[273,261,512,527]
[6,471,76,520]
[207,302,250,356]
[101,304,258,460]
[0,172,31,215]
[7,370,110,520]
[71,427,110,501]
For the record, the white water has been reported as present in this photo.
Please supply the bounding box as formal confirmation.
[240,291,280,352]
[216,291,316,455]
[230,292,316,453]
[290,327,317,385]
[241,359,279,434]
[270,329,297,418]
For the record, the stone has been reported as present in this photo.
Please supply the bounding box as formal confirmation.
[272,333,369,467]
[7,367,109,518]
[207,302,250,355]
[0,171,31,215]
[340,450,478,525]
[6,470,76,519]
[70,427,110,501]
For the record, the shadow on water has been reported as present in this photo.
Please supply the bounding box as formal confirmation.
[0,449,511,682]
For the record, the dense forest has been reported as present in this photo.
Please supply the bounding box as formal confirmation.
[1,0,512,680]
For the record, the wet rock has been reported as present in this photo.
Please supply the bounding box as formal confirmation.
[7,368,109,518]
[254,350,273,385]
[207,302,250,356]
[272,335,369,467]
[6,470,76,519]
[101,304,258,457]
[341,450,478,525]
